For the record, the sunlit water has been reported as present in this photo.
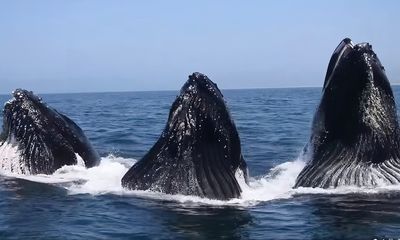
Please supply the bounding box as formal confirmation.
[1,88,400,239]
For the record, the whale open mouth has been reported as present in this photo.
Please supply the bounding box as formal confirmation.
[295,38,400,188]
[122,72,248,200]
[1,89,100,175]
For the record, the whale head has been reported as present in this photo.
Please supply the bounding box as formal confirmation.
[1,89,100,174]
[122,72,248,200]
[295,38,400,188]
[321,38,397,143]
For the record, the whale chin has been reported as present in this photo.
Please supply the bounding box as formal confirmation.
[295,38,400,188]
[0,89,100,174]
[121,72,248,200]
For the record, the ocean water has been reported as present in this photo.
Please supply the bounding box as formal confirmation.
[1,87,400,239]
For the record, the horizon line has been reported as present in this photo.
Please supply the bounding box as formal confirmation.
[1,83,400,95]
[0,85,322,96]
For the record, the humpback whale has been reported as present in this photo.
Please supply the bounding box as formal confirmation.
[295,38,400,188]
[0,89,100,174]
[122,72,248,200]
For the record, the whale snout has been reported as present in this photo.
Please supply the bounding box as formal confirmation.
[11,89,42,104]
[183,72,223,99]
[354,42,372,53]
[353,42,385,71]
[323,38,387,92]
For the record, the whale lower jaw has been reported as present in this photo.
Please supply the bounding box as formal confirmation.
[0,130,80,175]
[295,146,400,188]
[121,149,243,200]
[122,167,246,199]
[0,137,86,175]
[296,159,400,188]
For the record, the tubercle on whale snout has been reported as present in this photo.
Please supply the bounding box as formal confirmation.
[181,72,224,102]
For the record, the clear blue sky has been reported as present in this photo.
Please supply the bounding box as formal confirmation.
[0,0,399,94]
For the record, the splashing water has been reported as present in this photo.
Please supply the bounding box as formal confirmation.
[2,153,400,207]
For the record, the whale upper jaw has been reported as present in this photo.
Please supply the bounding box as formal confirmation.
[316,38,396,140]
[180,72,224,101]
[11,88,42,103]
[1,89,100,174]
[167,72,235,143]
[122,72,248,200]
[323,38,386,91]
[295,38,400,188]
[4,89,45,115]
[323,38,354,90]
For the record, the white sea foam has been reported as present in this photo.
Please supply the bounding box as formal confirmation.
[0,139,27,174]
[2,154,400,206]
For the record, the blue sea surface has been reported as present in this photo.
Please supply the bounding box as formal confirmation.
[1,87,400,239]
